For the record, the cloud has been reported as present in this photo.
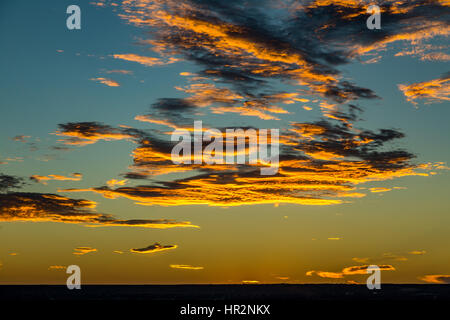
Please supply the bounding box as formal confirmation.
[399,73,450,105]
[0,174,26,192]
[352,253,409,264]
[106,179,128,187]
[62,117,443,207]
[113,54,179,67]
[0,191,198,228]
[105,69,133,74]
[409,250,426,255]
[242,280,260,284]
[51,0,448,208]
[11,135,31,143]
[30,173,83,184]
[307,264,396,279]
[90,77,120,87]
[73,247,97,256]
[54,122,135,146]
[130,243,177,254]
[370,187,392,193]
[170,264,204,270]
[420,274,450,284]
[48,265,66,270]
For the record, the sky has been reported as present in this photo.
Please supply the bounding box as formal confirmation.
[0,0,449,285]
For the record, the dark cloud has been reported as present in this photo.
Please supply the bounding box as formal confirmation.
[0,191,198,228]
[130,243,178,254]
[0,174,26,193]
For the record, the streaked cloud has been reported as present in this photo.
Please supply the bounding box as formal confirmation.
[170,264,204,270]
[419,274,450,284]
[90,77,120,87]
[105,69,133,74]
[307,264,395,279]
[399,73,450,105]
[30,173,83,184]
[54,1,448,208]
[11,135,31,143]
[73,247,97,256]
[409,250,426,255]
[62,118,443,207]
[130,243,177,254]
[370,187,392,193]
[48,265,66,270]
[54,122,135,146]
[0,189,198,229]
[113,54,179,67]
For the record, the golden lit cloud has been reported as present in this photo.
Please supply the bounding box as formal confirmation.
[307,265,395,279]
[30,173,82,184]
[113,54,178,67]
[399,74,450,105]
[0,191,198,229]
[48,265,66,270]
[419,275,450,284]
[73,247,97,256]
[409,250,426,255]
[170,264,204,270]
[90,77,120,87]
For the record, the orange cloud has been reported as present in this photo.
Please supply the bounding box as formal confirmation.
[48,265,66,270]
[419,275,450,284]
[90,77,120,87]
[170,264,204,270]
[409,250,426,255]
[54,122,134,146]
[30,173,82,184]
[307,265,395,278]
[399,75,450,105]
[113,53,178,67]
[73,247,97,256]
[106,179,128,187]
[0,192,198,229]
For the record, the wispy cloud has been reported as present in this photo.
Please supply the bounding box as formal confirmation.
[399,73,450,106]
[90,77,120,87]
[307,265,395,279]
[30,173,83,184]
[113,54,179,67]
[73,247,97,256]
[105,69,133,74]
[11,135,31,143]
[170,264,204,270]
[419,274,450,284]
[54,122,134,146]
[48,265,66,270]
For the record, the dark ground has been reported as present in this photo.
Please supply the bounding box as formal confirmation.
[1,284,450,301]
[1,285,448,318]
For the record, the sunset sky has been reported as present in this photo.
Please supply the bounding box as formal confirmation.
[1,0,449,285]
